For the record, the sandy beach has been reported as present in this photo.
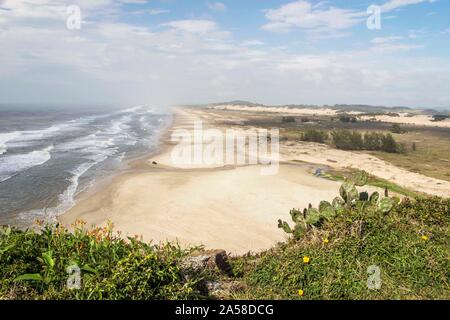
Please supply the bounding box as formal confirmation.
[59,107,450,254]
[59,108,347,254]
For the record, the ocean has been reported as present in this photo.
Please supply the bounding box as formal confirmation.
[0,104,171,227]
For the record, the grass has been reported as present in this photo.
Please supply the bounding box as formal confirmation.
[207,108,450,182]
[320,169,421,198]
[1,195,448,300]
[229,196,449,300]
[0,221,204,300]
[369,130,450,182]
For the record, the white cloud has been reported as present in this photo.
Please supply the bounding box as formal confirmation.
[0,0,448,108]
[162,20,217,34]
[207,2,227,12]
[380,0,435,12]
[241,40,265,46]
[262,0,364,34]
[262,0,437,36]
[149,8,169,15]
[370,43,424,53]
[371,36,404,44]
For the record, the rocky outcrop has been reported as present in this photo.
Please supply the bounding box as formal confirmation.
[181,249,232,276]
[181,249,242,298]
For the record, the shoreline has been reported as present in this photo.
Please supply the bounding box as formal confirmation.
[67,108,178,207]
[58,107,348,254]
[58,106,450,255]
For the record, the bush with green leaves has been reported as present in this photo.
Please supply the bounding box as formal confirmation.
[0,223,202,300]
[331,129,401,153]
[300,129,328,144]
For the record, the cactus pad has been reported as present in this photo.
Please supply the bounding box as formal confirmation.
[378,197,394,214]
[340,181,358,203]
[332,197,345,211]
[352,171,368,186]
[369,191,380,203]
[293,223,307,239]
[277,219,293,233]
[319,201,336,219]
[305,208,321,225]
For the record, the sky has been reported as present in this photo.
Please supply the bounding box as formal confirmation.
[0,0,449,109]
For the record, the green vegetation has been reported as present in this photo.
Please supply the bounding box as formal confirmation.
[390,124,407,134]
[300,129,328,143]
[369,130,450,182]
[339,114,357,123]
[233,174,449,300]
[278,171,393,240]
[319,169,421,198]
[281,116,296,123]
[0,222,203,300]
[432,115,449,122]
[1,173,449,300]
[331,129,403,153]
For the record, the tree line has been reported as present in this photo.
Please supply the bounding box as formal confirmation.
[300,129,404,153]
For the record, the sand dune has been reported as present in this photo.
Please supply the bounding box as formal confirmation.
[280,141,450,198]
[359,113,450,128]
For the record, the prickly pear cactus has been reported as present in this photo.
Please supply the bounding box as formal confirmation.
[277,219,292,233]
[378,197,394,214]
[340,181,359,204]
[293,223,307,239]
[352,170,368,186]
[332,197,345,211]
[319,200,336,219]
[305,208,321,225]
[289,209,302,223]
[369,191,380,203]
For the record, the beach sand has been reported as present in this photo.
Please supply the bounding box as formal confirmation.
[59,107,450,254]
[59,108,349,254]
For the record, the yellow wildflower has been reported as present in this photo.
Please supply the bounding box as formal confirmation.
[421,235,429,241]
[298,289,304,296]
[323,238,329,244]
[303,256,310,264]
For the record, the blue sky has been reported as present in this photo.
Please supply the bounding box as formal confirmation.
[0,0,449,109]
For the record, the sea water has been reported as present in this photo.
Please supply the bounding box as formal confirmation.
[0,104,171,227]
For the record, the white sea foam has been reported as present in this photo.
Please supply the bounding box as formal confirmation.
[13,106,170,225]
[0,131,21,155]
[2,115,101,150]
[0,145,54,182]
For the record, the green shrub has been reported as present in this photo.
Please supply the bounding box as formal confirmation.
[332,129,401,153]
[300,129,328,143]
[331,130,363,150]
[390,124,406,134]
[0,223,202,300]
[86,250,195,300]
[281,116,296,123]
[432,115,449,122]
